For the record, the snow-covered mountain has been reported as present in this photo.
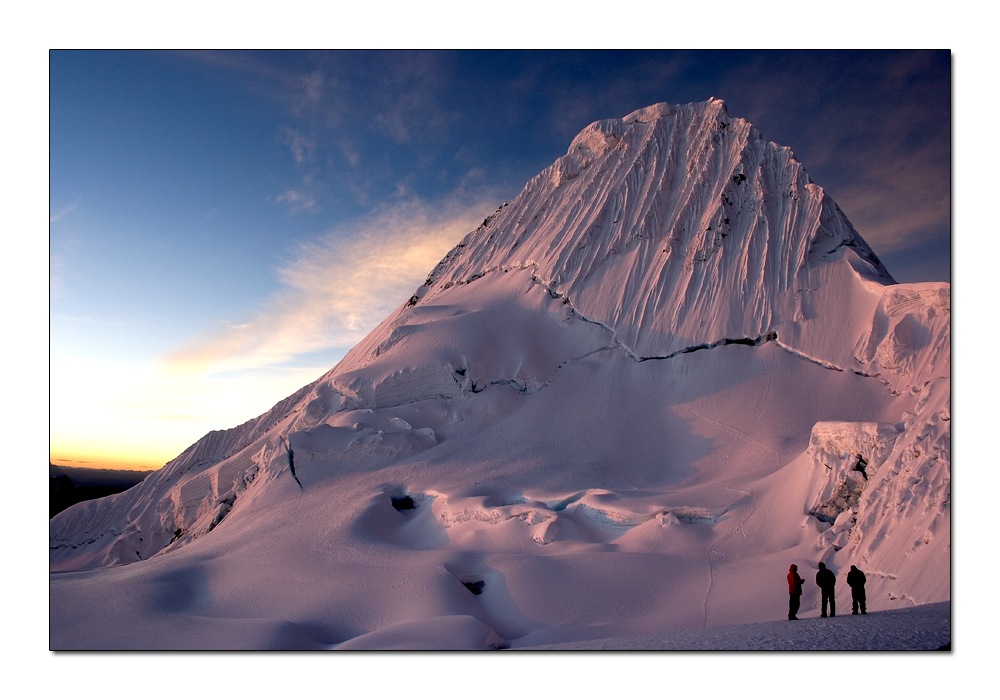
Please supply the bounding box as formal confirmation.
[50,99,950,650]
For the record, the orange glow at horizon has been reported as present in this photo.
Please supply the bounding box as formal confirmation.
[49,351,332,476]
[49,453,164,472]
[49,441,178,472]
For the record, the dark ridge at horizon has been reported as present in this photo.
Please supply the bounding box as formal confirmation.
[50,463,152,518]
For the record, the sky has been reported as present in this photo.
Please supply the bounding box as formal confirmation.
[48,49,952,471]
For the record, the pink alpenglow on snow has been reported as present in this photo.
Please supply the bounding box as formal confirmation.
[50,99,950,651]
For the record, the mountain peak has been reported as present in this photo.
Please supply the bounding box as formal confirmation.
[397,100,893,363]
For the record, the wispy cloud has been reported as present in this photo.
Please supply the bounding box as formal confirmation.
[163,192,501,377]
[50,197,80,224]
[50,252,65,298]
[296,68,325,115]
[831,142,950,255]
[282,126,317,165]
[339,139,360,167]
[372,112,411,144]
[50,207,84,298]
[276,188,319,214]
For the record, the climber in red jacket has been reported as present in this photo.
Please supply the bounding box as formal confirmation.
[787,564,805,620]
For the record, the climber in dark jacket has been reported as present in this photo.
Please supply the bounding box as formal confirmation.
[816,562,836,617]
[847,565,867,614]
[787,564,805,620]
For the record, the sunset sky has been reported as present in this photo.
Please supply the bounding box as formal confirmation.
[49,49,952,471]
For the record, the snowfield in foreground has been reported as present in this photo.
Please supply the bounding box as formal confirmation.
[517,600,950,650]
[50,100,949,650]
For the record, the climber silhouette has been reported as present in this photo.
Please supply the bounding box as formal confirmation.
[816,562,836,617]
[847,565,867,614]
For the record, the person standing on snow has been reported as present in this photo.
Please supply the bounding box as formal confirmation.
[816,562,836,617]
[787,564,805,620]
[847,565,867,614]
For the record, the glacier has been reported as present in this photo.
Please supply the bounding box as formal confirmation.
[50,99,949,650]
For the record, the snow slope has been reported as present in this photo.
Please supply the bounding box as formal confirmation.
[517,600,950,650]
[50,99,949,650]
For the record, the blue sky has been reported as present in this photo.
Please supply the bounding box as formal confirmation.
[49,50,951,469]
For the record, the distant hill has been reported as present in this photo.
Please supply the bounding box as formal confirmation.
[50,464,153,518]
